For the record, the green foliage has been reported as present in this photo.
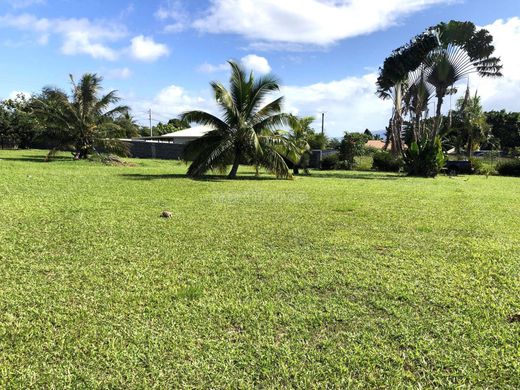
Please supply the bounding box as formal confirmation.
[181,61,297,179]
[339,132,370,170]
[1,149,519,388]
[404,137,445,177]
[468,157,484,174]
[377,20,502,153]
[486,110,520,151]
[496,159,520,176]
[143,118,190,137]
[372,150,403,172]
[307,132,329,150]
[286,115,314,174]
[33,74,129,159]
[320,153,339,170]
[0,95,39,149]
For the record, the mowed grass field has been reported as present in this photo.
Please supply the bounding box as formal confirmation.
[0,150,519,388]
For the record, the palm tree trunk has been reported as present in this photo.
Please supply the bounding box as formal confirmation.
[432,95,444,139]
[228,154,241,179]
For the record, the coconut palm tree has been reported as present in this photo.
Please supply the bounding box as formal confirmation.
[286,114,313,174]
[34,73,129,160]
[181,61,299,179]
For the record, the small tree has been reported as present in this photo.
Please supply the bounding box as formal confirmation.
[486,110,520,152]
[33,73,129,160]
[339,132,370,169]
[181,61,299,179]
[454,87,490,157]
[0,95,38,149]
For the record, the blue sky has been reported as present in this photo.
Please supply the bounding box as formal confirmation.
[1,0,519,136]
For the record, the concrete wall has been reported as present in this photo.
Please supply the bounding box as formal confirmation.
[123,140,186,160]
[309,149,338,169]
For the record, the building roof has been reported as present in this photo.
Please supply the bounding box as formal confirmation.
[161,125,214,138]
[365,140,387,149]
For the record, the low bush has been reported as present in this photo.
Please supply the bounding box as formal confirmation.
[404,137,444,177]
[372,150,403,172]
[496,159,520,176]
[335,160,351,170]
[321,153,339,170]
[469,157,483,173]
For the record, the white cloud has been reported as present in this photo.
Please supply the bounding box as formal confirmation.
[155,0,187,33]
[469,18,520,112]
[197,62,229,73]
[129,35,169,62]
[193,0,453,46]
[106,67,133,80]
[0,13,127,60]
[240,54,271,74]
[283,73,392,137]
[5,0,45,9]
[128,85,218,125]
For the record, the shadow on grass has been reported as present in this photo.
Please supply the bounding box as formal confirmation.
[120,172,281,182]
[0,154,73,163]
[306,172,404,180]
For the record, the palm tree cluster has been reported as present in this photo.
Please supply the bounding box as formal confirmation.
[33,73,130,160]
[377,20,502,175]
[181,61,302,179]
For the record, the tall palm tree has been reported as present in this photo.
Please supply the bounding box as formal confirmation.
[423,21,501,138]
[378,20,502,149]
[376,32,438,155]
[34,73,129,160]
[181,61,299,179]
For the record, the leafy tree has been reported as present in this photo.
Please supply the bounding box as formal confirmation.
[486,110,520,152]
[114,111,141,138]
[455,87,490,157]
[141,119,190,137]
[181,61,299,179]
[307,131,329,150]
[0,94,39,149]
[33,74,129,160]
[339,132,370,169]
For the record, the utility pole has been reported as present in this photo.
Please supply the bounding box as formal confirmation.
[149,109,153,137]
[321,112,325,135]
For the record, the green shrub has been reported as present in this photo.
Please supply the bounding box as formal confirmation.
[469,157,484,174]
[335,160,351,170]
[496,159,520,176]
[404,137,445,177]
[372,150,403,172]
[321,153,339,170]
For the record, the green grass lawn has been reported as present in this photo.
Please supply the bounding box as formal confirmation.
[1,150,519,388]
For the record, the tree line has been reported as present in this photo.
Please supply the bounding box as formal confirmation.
[1,20,519,179]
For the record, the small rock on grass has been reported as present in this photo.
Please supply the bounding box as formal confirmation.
[161,211,172,219]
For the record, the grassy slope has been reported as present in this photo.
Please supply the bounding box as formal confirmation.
[0,150,519,388]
